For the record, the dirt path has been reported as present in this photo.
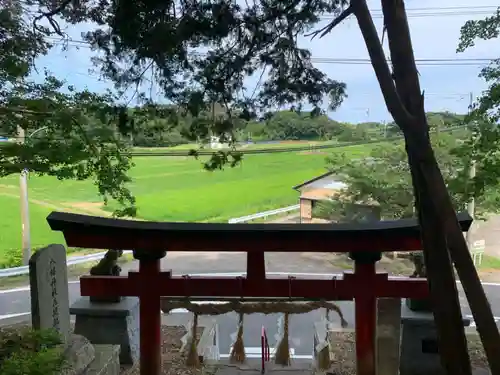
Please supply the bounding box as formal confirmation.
[0,190,110,217]
[62,202,110,216]
[267,213,301,223]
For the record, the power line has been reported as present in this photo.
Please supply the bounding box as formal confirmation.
[40,3,497,70]
[46,37,496,67]
[322,9,497,20]
[383,5,497,11]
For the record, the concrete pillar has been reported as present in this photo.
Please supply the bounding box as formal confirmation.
[300,198,312,223]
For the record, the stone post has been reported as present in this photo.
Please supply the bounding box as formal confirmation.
[376,298,402,375]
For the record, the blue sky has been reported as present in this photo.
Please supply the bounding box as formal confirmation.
[34,0,498,124]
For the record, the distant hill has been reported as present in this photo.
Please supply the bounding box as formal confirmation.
[385,111,466,136]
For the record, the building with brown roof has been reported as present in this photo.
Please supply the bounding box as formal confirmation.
[293,170,383,223]
[293,171,347,223]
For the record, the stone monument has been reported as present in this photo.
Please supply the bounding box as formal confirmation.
[70,249,140,365]
[400,251,471,375]
[29,244,122,375]
[29,244,71,343]
[399,298,470,375]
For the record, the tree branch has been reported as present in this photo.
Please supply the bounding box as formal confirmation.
[351,0,413,127]
[380,0,424,134]
[0,106,52,116]
[306,6,354,40]
[33,0,73,36]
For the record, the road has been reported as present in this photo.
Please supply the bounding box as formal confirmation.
[1,252,500,357]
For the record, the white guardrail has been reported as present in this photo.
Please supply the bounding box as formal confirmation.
[0,250,133,278]
[228,204,300,224]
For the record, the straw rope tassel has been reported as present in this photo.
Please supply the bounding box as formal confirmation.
[186,312,201,367]
[316,342,331,371]
[275,313,291,366]
[230,312,246,363]
[316,307,331,371]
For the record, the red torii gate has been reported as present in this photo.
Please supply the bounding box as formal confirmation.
[47,211,472,375]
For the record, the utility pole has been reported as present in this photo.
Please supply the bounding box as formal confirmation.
[465,91,475,247]
[381,121,387,138]
[18,125,48,265]
[18,125,31,265]
[466,161,476,247]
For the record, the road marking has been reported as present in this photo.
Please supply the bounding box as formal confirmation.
[0,312,30,320]
[168,300,227,313]
[219,347,312,359]
[1,271,500,295]
[0,280,81,294]
[465,314,500,328]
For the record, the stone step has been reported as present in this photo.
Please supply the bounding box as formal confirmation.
[83,344,121,375]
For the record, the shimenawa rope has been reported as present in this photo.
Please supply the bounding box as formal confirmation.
[162,300,347,326]
[177,300,346,368]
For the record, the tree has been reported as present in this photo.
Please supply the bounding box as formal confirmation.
[256,110,348,140]
[37,0,347,144]
[26,0,500,373]
[0,0,138,216]
[316,132,464,220]
[458,9,500,125]
[385,112,465,137]
[317,128,500,222]
[457,9,500,221]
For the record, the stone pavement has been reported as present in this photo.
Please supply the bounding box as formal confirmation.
[215,361,313,375]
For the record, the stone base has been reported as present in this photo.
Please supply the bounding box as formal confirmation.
[60,335,119,375]
[406,297,432,312]
[70,297,139,365]
[83,345,120,375]
[400,299,470,375]
[90,296,122,304]
[62,334,96,375]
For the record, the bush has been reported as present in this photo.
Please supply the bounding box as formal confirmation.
[0,248,23,269]
[0,246,83,269]
[0,327,65,375]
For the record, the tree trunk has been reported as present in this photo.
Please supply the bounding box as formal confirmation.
[380,1,500,373]
[377,2,471,373]
[415,144,500,375]
[406,136,472,375]
[352,0,500,374]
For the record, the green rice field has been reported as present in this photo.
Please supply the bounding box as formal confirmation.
[0,142,371,267]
